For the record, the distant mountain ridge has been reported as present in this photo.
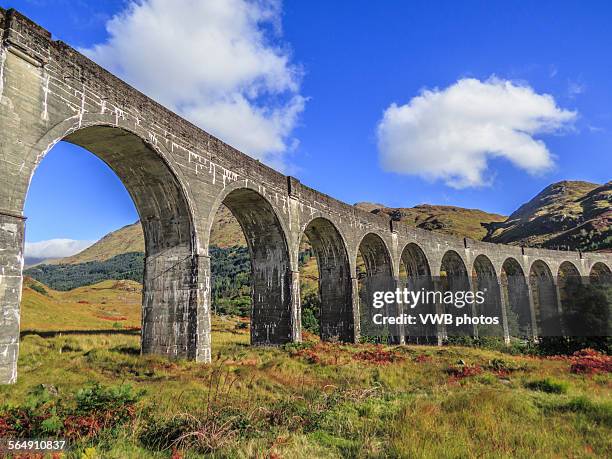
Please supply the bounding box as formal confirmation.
[46,205,246,265]
[355,203,506,241]
[483,180,611,251]
[46,180,611,268]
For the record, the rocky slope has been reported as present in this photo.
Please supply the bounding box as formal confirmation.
[483,181,611,251]
[356,203,507,241]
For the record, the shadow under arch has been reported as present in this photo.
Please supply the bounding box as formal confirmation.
[25,124,203,360]
[472,254,505,338]
[559,261,610,338]
[590,262,612,284]
[213,187,295,346]
[440,250,472,337]
[529,260,559,337]
[301,217,354,342]
[399,242,435,343]
[500,257,533,338]
[357,233,395,341]
[558,261,582,312]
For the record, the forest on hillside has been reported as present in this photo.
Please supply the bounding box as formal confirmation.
[25,246,321,330]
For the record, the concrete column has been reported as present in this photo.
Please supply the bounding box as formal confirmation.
[187,254,212,362]
[468,276,478,338]
[553,281,568,337]
[497,279,511,345]
[141,246,207,360]
[526,281,539,339]
[290,269,302,343]
[351,276,361,343]
[432,278,446,346]
[0,211,25,384]
[396,278,406,345]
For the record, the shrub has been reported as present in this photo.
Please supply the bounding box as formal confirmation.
[414,354,431,363]
[30,283,48,296]
[301,291,321,335]
[0,383,144,441]
[569,348,612,375]
[525,377,568,394]
[446,364,483,379]
[75,383,142,414]
[487,358,521,373]
[354,348,404,365]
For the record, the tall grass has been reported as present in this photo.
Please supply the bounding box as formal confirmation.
[1,316,610,458]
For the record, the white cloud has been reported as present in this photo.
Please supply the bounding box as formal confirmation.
[25,239,94,260]
[83,0,304,168]
[376,77,576,188]
[567,81,585,99]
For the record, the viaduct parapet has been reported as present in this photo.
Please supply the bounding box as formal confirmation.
[0,9,610,383]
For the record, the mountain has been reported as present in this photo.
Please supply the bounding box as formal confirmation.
[48,205,246,265]
[50,222,144,265]
[484,181,612,251]
[353,202,387,213]
[355,203,507,241]
[43,180,611,271]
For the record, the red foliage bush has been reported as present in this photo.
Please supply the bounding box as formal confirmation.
[447,364,483,380]
[63,405,136,440]
[414,354,431,363]
[353,348,403,365]
[569,349,612,375]
[294,348,321,364]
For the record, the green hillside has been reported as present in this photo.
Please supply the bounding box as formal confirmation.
[484,181,612,251]
[358,203,507,241]
[20,277,141,332]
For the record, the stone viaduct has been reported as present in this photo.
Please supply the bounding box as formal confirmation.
[0,9,610,383]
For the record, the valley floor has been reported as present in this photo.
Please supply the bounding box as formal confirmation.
[0,283,610,458]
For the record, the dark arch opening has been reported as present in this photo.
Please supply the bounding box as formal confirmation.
[23,125,199,360]
[529,260,559,337]
[472,255,505,338]
[558,261,609,339]
[500,258,532,338]
[399,243,435,343]
[590,262,612,284]
[357,233,394,341]
[300,218,353,342]
[440,250,472,337]
[558,261,582,313]
[220,188,293,345]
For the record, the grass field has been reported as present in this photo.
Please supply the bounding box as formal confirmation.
[1,283,611,458]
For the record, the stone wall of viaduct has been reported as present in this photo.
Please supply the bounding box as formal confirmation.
[0,9,610,383]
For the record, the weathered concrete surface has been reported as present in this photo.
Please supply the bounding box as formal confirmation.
[0,9,611,383]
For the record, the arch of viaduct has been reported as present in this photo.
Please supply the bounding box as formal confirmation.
[0,9,610,383]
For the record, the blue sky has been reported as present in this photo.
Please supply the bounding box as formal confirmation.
[5,1,612,258]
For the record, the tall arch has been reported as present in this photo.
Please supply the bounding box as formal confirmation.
[529,260,559,337]
[399,243,435,342]
[557,261,582,315]
[500,258,532,338]
[558,260,608,337]
[357,233,395,340]
[1,124,206,387]
[472,255,505,338]
[358,233,393,277]
[216,188,294,346]
[301,218,353,342]
[440,250,472,337]
[590,262,612,284]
